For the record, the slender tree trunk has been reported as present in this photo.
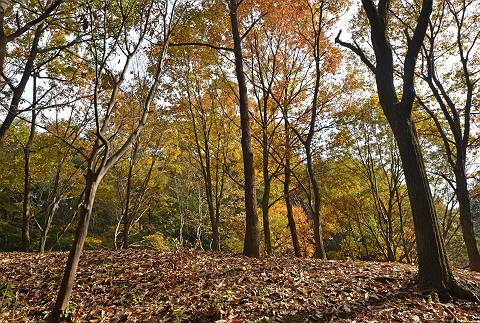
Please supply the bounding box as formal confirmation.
[40,197,59,253]
[306,146,326,259]
[386,211,395,261]
[22,77,37,251]
[40,162,62,253]
[49,171,99,321]
[261,130,272,255]
[121,142,138,249]
[22,115,35,251]
[211,212,220,251]
[202,161,220,251]
[455,169,480,271]
[205,174,219,250]
[396,187,411,263]
[204,142,219,251]
[284,145,301,257]
[228,0,259,257]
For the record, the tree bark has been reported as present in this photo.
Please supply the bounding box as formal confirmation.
[455,170,480,271]
[306,145,326,259]
[203,129,220,251]
[40,197,59,253]
[120,141,139,249]
[21,73,38,251]
[0,25,42,146]
[284,130,301,257]
[418,0,480,272]
[261,129,272,255]
[21,109,36,251]
[49,171,99,321]
[228,0,259,257]
[389,113,473,299]
[337,0,478,300]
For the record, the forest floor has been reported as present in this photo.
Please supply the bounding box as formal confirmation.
[0,250,480,322]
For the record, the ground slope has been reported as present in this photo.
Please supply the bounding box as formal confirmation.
[0,250,479,322]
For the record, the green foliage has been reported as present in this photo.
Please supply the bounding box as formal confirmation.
[142,234,171,251]
[84,237,104,250]
[61,303,76,322]
[0,282,14,308]
[131,293,143,305]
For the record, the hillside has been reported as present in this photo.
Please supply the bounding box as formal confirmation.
[1,250,479,322]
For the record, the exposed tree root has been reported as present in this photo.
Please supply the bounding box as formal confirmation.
[448,280,479,303]
[420,280,479,303]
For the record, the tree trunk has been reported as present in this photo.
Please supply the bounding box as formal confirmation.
[228,0,259,257]
[389,114,471,298]
[396,187,411,263]
[261,130,272,255]
[49,171,99,321]
[121,142,138,249]
[21,86,37,251]
[284,150,301,257]
[206,173,219,251]
[386,209,395,261]
[22,135,33,251]
[205,141,220,251]
[40,197,59,253]
[455,170,480,271]
[0,108,18,147]
[211,212,220,251]
[306,146,326,259]
[1,25,42,147]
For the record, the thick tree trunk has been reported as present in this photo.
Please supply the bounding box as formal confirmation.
[389,114,472,298]
[455,170,480,271]
[228,0,259,257]
[337,0,477,301]
[49,172,99,321]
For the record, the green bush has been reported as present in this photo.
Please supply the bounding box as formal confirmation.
[84,236,103,250]
[142,233,170,251]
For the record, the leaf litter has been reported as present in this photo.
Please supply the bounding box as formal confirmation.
[0,250,479,322]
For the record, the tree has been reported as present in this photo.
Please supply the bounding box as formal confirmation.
[170,0,261,256]
[246,31,285,255]
[180,63,229,251]
[339,101,412,262]
[228,0,259,257]
[415,0,480,271]
[48,1,185,319]
[336,0,477,299]
[20,73,37,251]
[0,0,78,145]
